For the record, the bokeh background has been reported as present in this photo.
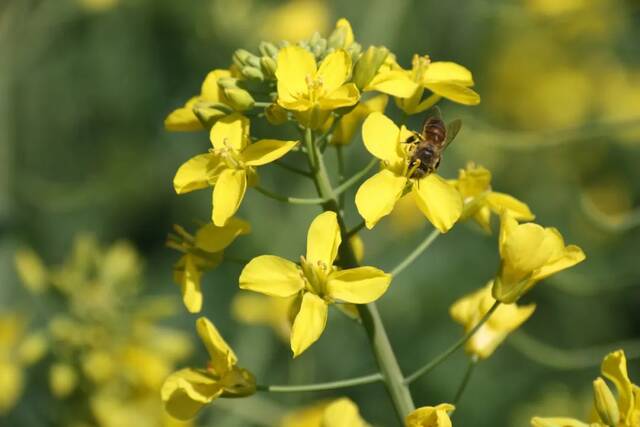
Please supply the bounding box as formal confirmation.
[2,0,640,426]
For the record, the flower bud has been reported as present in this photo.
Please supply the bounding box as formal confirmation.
[353,46,389,90]
[240,66,264,81]
[217,77,238,89]
[232,49,255,68]
[260,56,277,78]
[593,377,620,426]
[223,88,255,111]
[265,103,288,125]
[259,41,279,58]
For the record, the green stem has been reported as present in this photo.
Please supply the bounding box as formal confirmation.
[336,145,345,207]
[333,157,378,197]
[256,373,382,393]
[405,301,500,384]
[302,127,415,422]
[253,101,273,108]
[347,219,366,238]
[390,228,440,277]
[254,185,328,205]
[452,357,477,406]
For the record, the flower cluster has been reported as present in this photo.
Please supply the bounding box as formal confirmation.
[162,17,587,426]
[13,235,193,427]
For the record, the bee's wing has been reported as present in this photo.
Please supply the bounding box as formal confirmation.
[443,119,462,150]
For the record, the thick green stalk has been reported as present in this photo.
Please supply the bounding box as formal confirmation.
[303,128,415,422]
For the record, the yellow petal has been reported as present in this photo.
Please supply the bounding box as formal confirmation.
[276,46,316,107]
[290,292,328,357]
[361,112,403,163]
[317,83,360,110]
[366,70,420,98]
[14,248,48,294]
[242,139,298,166]
[317,49,351,93]
[486,192,535,221]
[306,211,341,267]
[161,368,222,420]
[195,218,251,253]
[49,363,77,398]
[530,417,591,427]
[201,69,232,101]
[210,113,250,151]
[239,255,305,297]
[164,99,203,132]
[533,244,585,282]
[181,255,203,313]
[355,169,406,229]
[423,61,474,86]
[412,174,463,233]
[322,398,368,427]
[406,404,455,427]
[327,267,391,303]
[212,168,247,227]
[502,224,562,275]
[173,153,217,194]
[601,350,633,419]
[424,82,481,105]
[196,317,237,374]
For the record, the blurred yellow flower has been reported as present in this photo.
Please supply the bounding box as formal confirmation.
[280,397,369,427]
[162,317,255,420]
[232,293,294,342]
[329,94,388,145]
[240,211,391,357]
[355,112,463,232]
[14,248,48,294]
[493,212,585,303]
[450,163,535,233]
[367,54,480,115]
[173,114,297,225]
[405,403,455,427]
[168,219,251,313]
[450,282,535,359]
[165,70,233,131]
[275,46,360,128]
[77,0,119,12]
[260,0,330,42]
[532,349,640,427]
[50,363,78,398]
[0,313,47,414]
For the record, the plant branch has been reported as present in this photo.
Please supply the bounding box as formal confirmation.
[453,356,477,406]
[256,373,382,393]
[390,228,440,277]
[254,185,328,205]
[405,301,500,384]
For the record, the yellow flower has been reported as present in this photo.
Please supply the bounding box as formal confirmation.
[531,349,640,427]
[161,317,255,420]
[168,219,251,313]
[275,46,360,128]
[173,114,297,226]
[280,397,369,427]
[232,293,294,343]
[493,212,586,303]
[450,282,535,359]
[50,363,78,398]
[165,69,233,131]
[239,211,391,357]
[450,163,535,232]
[355,112,463,232]
[329,94,388,145]
[260,0,330,42]
[0,313,47,414]
[367,54,480,115]
[14,248,48,294]
[405,403,455,427]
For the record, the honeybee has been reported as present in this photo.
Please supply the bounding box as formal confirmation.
[404,112,460,179]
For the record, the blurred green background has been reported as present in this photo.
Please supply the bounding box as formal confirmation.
[1,0,640,426]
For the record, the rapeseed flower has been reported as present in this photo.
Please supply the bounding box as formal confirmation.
[494,212,585,303]
[450,282,535,359]
[173,114,297,226]
[406,404,455,427]
[162,317,255,420]
[280,397,369,427]
[239,211,391,356]
[355,112,463,232]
